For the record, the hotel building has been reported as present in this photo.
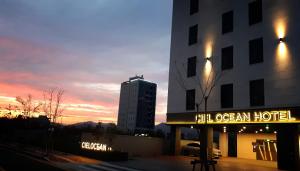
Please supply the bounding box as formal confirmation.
[167,0,300,170]
[117,75,157,133]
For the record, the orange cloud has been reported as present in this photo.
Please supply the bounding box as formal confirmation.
[0,36,167,125]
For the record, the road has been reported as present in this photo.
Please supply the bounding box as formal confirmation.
[0,146,143,171]
[0,147,64,171]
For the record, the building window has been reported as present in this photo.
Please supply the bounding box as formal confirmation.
[249,37,263,64]
[249,79,264,106]
[190,0,199,15]
[248,0,262,25]
[221,46,233,70]
[222,10,233,34]
[188,25,198,45]
[186,89,195,110]
[187,56,197,77]
[221,84,233,108]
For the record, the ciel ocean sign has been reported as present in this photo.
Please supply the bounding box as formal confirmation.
[195,110,296,124]
[81,142,113,152]
[166,107,300,125]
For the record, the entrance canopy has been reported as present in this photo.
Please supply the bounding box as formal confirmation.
[166,107,300,125]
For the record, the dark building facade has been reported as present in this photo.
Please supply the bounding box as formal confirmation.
[117,75,157,133]
[167,0,300,170]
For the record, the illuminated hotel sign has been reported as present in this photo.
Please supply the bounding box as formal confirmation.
[195,110,296,124]
[81,142,113,152]
[166,108,300,125]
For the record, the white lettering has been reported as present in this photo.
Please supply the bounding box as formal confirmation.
[81,142,113,152]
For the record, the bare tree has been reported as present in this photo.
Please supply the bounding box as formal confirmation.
[174,58,223,114]
[173,56,224,171]
[42,87,65,155]
[5,104,13,118]
[43,88,64,124]
[16,94,42,118]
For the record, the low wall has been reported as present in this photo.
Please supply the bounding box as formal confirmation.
[81,133,165,157]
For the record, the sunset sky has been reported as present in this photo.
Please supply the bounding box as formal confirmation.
[0,0,172,124]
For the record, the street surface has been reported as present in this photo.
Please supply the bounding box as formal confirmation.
[0,144,281,171]
[0,147,64,171]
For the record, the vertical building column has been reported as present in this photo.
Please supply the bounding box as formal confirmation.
[170,125,181,155]
[219,132,228,157]
[276,124,300,170]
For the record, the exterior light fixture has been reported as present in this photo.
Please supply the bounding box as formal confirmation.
[279,37,286,43]
[243,126,246,129]
[265,125,269,130]
[191,126,193,129]
[223,126,226,133]
[274,131,277,134]
[255,131,258,134]
[259,129,263,132]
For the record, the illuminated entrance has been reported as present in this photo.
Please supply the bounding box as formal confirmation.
[254,139,277,161]
[167,107,300,170]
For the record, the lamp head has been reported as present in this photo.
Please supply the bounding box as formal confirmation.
[279,37,286,43]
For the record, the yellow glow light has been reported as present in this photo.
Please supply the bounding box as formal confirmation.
[267,141,273,161]
[275,38,290,73]
[275,19,286,39]
[277,42,287,57]
[205,42,213,59]
[204,60,212,77]
[274,18,288,58]
[273,17,291,74]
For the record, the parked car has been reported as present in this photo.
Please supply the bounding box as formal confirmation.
[181,142,222,159]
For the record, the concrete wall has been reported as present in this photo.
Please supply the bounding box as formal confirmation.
[81,133,165,157]
[237,133,276,160]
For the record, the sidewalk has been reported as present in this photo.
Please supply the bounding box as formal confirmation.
[110,156,281,171]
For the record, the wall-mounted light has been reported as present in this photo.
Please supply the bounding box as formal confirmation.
[279,37,286,43]
[274,17,291,70]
